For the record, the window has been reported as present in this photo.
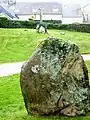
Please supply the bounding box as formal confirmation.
[32,8,37,13]
[53,8,58,13]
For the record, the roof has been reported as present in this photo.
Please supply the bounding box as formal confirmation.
[0,5,18,19]
[0,2,19,19]
[14,2,62,15]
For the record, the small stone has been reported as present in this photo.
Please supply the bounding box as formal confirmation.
[24,29,28,31]
[60,32,65,35]
[39,26,45,33]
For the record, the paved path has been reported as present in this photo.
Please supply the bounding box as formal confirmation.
[82,54,90,61]
[0,62,25,77]
[0,54,90,77]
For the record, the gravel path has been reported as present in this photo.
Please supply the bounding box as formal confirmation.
[0,62,24,77]
[82,54,90,60]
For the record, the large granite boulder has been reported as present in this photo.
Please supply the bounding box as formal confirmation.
[20,37,90,116]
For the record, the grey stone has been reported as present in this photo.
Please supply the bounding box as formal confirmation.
[36,25,46,33]
[20,37,90,116]
[39,26,45,33]
[36,22,48,33]
[60,32,65,35]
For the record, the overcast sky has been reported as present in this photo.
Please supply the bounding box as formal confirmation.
[16,0,90,4]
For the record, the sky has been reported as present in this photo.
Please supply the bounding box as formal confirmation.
[16,0,90,4]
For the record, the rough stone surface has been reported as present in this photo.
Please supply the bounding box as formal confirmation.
[20,37,90,116]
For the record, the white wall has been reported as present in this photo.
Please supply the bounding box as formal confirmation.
[40,15,62,20]
[62,18,83,24]
[17,14,62,21]
[16,15,83,24]
[17,15,31,20]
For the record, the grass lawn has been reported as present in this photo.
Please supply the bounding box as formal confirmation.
[0,61,90,120]
[0,28,90,63]
[86,60,90,78]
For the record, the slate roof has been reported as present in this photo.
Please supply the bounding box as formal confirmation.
[0,4,18,19]
[14,2,62,15]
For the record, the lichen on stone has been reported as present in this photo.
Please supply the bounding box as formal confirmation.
[31,65,40,73]
[20,37,90,116]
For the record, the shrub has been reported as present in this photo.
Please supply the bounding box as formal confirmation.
[0,17,90,33]
[0,17,8,28]
[43,20,62,24]
[7,20,22,28]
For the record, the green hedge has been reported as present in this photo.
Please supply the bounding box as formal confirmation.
[0,17,38,28]
[31,20,62,24]
[0,17,90,33]
[47,23,90,33]
[0,17,8,28]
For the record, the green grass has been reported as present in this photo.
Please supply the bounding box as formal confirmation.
[0,28,90,63]
[0,61,90,120]
[86,60,90,78]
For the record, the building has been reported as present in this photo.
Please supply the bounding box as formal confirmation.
[14,2,62,21]
[14,2,83,23]
[0,1,83,24]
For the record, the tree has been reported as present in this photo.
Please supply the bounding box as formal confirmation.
[8,0,16,7]
[2,0,16,5]
[38,8,43,22]
[76,4,90,23]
